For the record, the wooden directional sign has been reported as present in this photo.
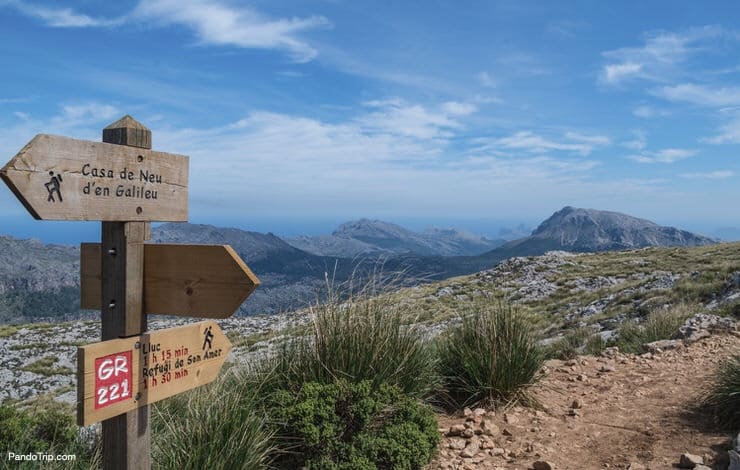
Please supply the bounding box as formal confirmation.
[77,321,231,426]
[1,134,188,221]
[80,244,260,318]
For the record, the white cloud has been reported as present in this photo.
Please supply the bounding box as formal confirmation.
[680,170,734,179]
[628,148,697,164]
[602,62,643,84]
[621,130,647,150]
[132,0,329,62]
[600,27,724,85]
[633,105,668,118]
[58,103,120,122]
[147,110,611,218]
[477,71,496,88]
[442,101,477,117]
[564,132,611,146]
[705,119,740,144]
[356,99,475,140]
[0,0,327,62]
[489,131,609,156]
[0,0,123,27]
[652,83,740,107]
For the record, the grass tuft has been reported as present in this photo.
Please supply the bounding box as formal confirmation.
[701,354,740,430]
[258,276,438,398]
[437,300,544,409]
[616,303,696,354]
[152,370,274,470]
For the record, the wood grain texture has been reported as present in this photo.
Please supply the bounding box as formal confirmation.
[81,244,260,318]
[77,321,231,426]
[0,134,188,221]
[99,117,151,470]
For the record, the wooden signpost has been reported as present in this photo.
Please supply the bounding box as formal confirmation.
[1,116,259,470]
[79,244,260,318]
[77,320,231,426]
[1,133,189,221]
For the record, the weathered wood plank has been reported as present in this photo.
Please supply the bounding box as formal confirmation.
[81,244,260,318]
[0,134,188,221]
[99,116,151,470]
[77,321,231,426]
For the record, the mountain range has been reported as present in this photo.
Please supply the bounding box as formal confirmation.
[286,219,506,257]
[0,206,718,323]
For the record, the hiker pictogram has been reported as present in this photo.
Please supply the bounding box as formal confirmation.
[44,171,63,202]
[202,325,214,351]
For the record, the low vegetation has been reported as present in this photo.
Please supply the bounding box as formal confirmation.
[615,303,696,354]
[4,243,739,468]
[20,356,73,377]
[0,401,100,469]
[258,284,438,398]
[437,301,544,409]
[152,372,274,470]
[702,353,740,430]
[268,380,438,469]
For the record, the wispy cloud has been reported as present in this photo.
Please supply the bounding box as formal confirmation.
[149,109,611,217]
[652,83,740,107]
[621,130,647,150]
[0,95,37,104]
[477,71,496,88]
[0,0,123,27]
[57,103,120,122]
[356,99,476,140]
[132,0,329,62]
[627,148,697,164]
[487,130,609,156]
[0,101,122,164]
[680,170,734,179]
[564,132,611,146]
[0,0,328,62]
[705,119,740,144]
[600,26,725,84]
[633,105,669,118]
[602,62,643,84]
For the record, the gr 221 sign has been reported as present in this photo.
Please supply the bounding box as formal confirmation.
[77,321,231,426]
[94,351,133,409]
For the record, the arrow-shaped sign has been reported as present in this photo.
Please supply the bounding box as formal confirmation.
[80,244,260,318]
[77,321,231,426]
[1,134,188,221]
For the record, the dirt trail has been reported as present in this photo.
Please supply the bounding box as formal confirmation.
[430,333,739,470]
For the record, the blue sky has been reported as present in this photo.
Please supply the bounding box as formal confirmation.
[1,0,739,242]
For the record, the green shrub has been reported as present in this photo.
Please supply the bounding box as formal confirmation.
[0,402,100,469]
[616,304,695,354]
[437,301,544,409]
[584,333,607,356]
[259,289,437,398]
[152,371,274,470]
[545,327,592,360]
[268,379,438,469]
[702,354,740,430]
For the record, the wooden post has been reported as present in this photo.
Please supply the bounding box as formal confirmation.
[101,116,151,470]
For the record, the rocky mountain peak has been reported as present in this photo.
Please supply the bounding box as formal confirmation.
[528,207,714,251]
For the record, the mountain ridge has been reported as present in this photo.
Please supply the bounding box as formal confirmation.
[287,218,506,257]
[0,207,719,323]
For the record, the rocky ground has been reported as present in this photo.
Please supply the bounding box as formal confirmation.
[429,332,740,470]
[1,245,739,469]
